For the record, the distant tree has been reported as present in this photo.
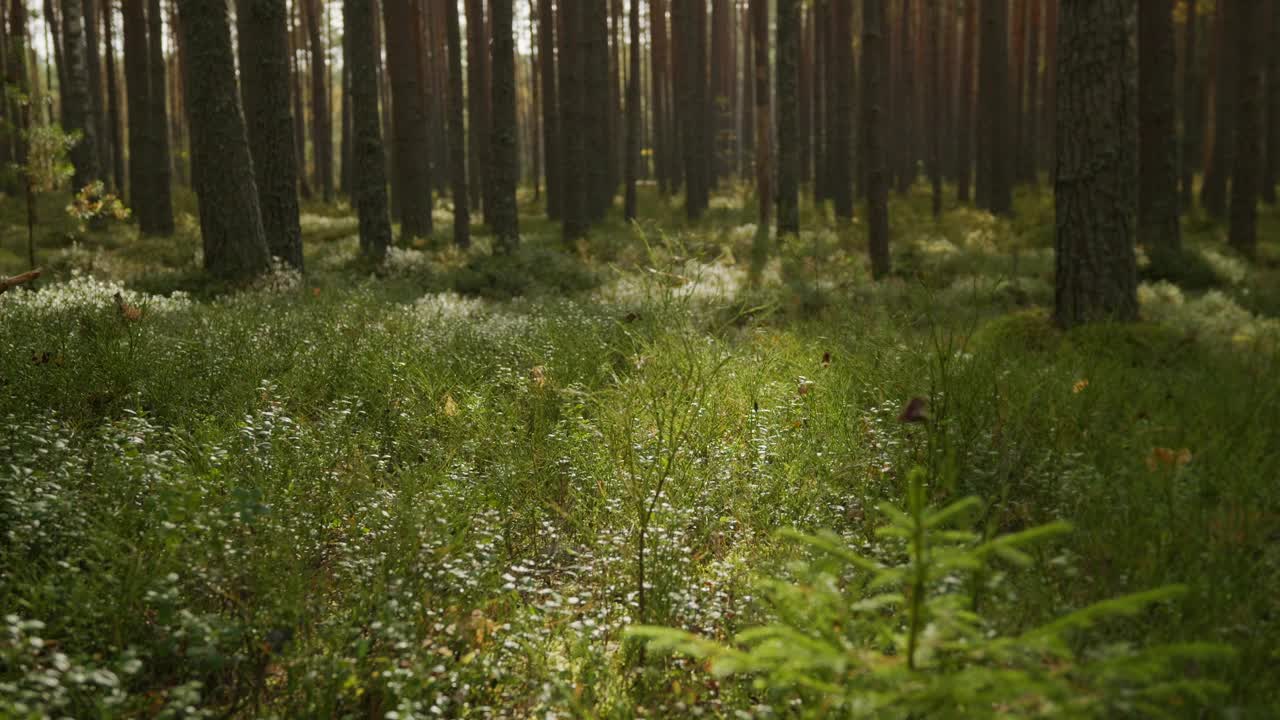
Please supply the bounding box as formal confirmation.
[59,0,98,188]
[1022,0,1042,183]
[382,0,433,238]
[444,0,470,246]
[345,0,392,259]
[649,0,670,195]
[1054,0,1137,328]
[861,0,889,279]
[236,0,303,268]
[145,0,172,233]
[977,0,1011,215]
[465,0,487,213]
[1200,0,1237,218]
[177,0,270,280]
[82,0,108,183]
[583,0,611,221]
[537,0,559,218]
[1180,0,1200,210]
[1228,0,1264,259]
[1138,0,1181,252]
[623,0,639,220]
[488,0,518,249]
[559,0,587,241]
[925,0,941,217]
[675,0,709,219]
[750,0,770,226]
[5,0,28,197]
[1263,3,1279,204]
[830,0,853,219]
[303,0,333,201]
[775,0,799,235]
[121,0,150,217]
[288,0,312,199]
[895,0,915,193]
[956,0,975,203]
[101,0,124,193]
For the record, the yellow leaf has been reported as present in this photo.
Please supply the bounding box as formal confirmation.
[443,394,459,417]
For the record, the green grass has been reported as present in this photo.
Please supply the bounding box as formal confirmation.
[2,183,1279,717]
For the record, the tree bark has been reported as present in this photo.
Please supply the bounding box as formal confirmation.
[445,0,470,246]
[101,0,124,193]
[177,0,270,280]
[82,0,109,185]
[559,0,587,240]
[1054,0,1137,328]
[978,0,1012,215]
[861,0,889,278]
[1138,0,1181,252]
[926,0,941,217]
[583,0,612,221]
[382,0,434,238]
[146,0,172,233]
[1180,0,1199,210]
[122,0,150,219]
[1228,0,1263,258]
[236,0,304,268]
[465,0,487,214]
[1200,0,1237,218]
[776,0,799,234]
[830,0,852,218]
[624,0,639,220]
[345,0,393,259]
[537,0,559,218]
[956,0,975,203]
[1262,2,1279,204]
[750,0,770,225]
[304,0,333,201]
[895,0,916,193]
[649,0,669,195]
[488,0,518,249]
[60,0,98,188]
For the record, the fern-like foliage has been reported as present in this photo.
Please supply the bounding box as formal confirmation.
[628,467,1232,718]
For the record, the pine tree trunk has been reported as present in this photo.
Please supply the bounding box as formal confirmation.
[537,0,559,218]
[861,0,889,278]
[624,0,640,220]
[304,0,333,201]
[1138,0,1181,252]
[895,0,915,193]
[488,0,518,248]
[676,0,708,219]
[177,0,270,280]
[465,0,487,214]
[60,0,98,188]
[382,0,433,238]
[978,0,1012,215]
[236,0,304,268]
[289,0,312,200]
[798,5,811,190]
[559,0,588,240]
[146,0,173,233]
[6,0,27,197]
[926,0,941,217]
[1180,0,1199,210]
[122,0,150,221]
[1200,0,1237,218]
[776,0,799,234]
[83,0,108,185]
[102,0,124,193]
[345,0,392,259]
[583,0,611,221]
[649,0,669,195]
[1262,3,1279,204]
[1054,0,1137,328]
[1041,0,1057,172]
[1024,0,1041,183]
[750,0,770,225]
[1228,0,1263,258]
[445,0,470,246]
[956,0,975,203]
[830,0,852,218]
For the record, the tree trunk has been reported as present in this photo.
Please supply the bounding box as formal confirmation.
[487,0,518,248]
[583,0,611,221]
[1179,0,1199,210]
[1041,0,1057,172]
[289,0,312,200]
[798,5,811,190]
[624,0,639,220]
[830,0,852,218]
[465,0,487,214]
[978,0,1012,215]
[122,0,150,219]
[177,0,270,280]
[862,0,889,279]
[1138,0,1181,252]
[1024,0,1041,183]
[649,0,669,195]
[101,0,124,193]
[1054,0,1137,328]
[926,0,941,217]
[559,0,587,241]
[956,0,975,203]
[83,0,109,185]
[1200,0,1237,218]
[895,0,915,193]
[1262,2,1279,204]
[676,0,708,219]
[1228,0,1263,258]
[6,0,28,197]
[236,0,303,268]
[60,0,98,188]
[445,0,470,246]
[537,0,559,218]
[776,0,799,234]
[344,0,392,258]
[381,0,433,238]
[146,0,173,233]
[750,0,770,225]
[304,0,333,201]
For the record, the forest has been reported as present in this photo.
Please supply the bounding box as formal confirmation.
[1,0,1279,716]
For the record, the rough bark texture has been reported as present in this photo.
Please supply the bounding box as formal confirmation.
[926,0,941,217]
[345,0,393,259]
[895,0,915,192]
[382,0,433,237]
[623,0,639,220]
[145,0,172,234]
[1180,0,1199,210]
[1138,0,1181,251]
[677,0,709,219]
[977,0,1012,215]
[102,0,124,193]
[236,0,303,268]
[956,0,975,203]
[775,0,799,234]
[82,0,108,185]
[304,0,333,201]
[830,0,853,219]
[60,0,98,188]
[649,0,669,194]
[861,0,889,278]
[537,0,559,218]
[1200,0,1237,218]
[177,0,270,280]
[6,0,27,196]
[750,0,770,225]
[487,0,518,248]
[121,0,150,217]
[465,0,487,213]
[1054,0,1137,328]
[583,0,612,220]
[559,0,587,241]
[1228,0,1263,258]
[445,0,470,246]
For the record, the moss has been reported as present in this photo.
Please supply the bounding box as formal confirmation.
[968,308,1061,356]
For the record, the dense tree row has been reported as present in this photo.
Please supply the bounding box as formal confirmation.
[2,1,1278,323]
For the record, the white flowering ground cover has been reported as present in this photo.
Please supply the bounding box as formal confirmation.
[2,186,1279,718]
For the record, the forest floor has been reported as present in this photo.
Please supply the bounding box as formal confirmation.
[2,185,1279,718]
